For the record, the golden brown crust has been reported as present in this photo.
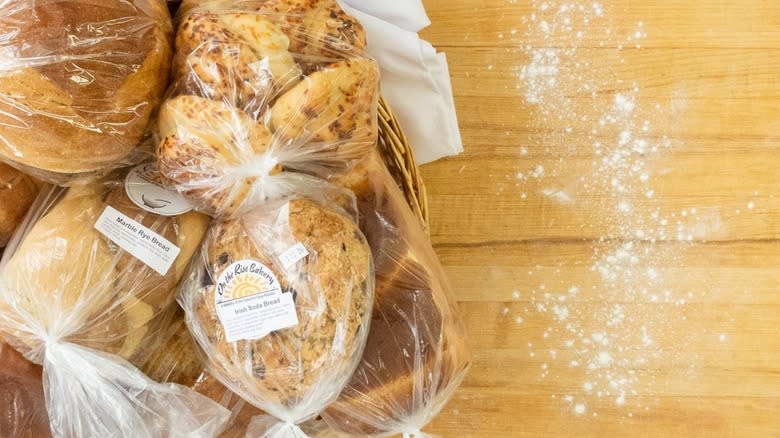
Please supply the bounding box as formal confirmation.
[270,58,379,147]
[173,11,300,115]
[193,198,372,405]
[0,163,39,247]
[0,1,173,176]
[257,0,367,72]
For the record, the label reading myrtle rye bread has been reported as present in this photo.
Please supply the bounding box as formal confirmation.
[215,259,299,343]
[125,163,192,216]
[94,206,181,276]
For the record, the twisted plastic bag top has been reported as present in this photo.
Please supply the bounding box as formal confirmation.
[0,168,231,437]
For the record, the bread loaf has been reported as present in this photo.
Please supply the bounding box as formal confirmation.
[324,150,470,435]
[255,0,367,73]
[0,0,173,180]
[0,163,38,248]
[180,197,373,429]
[0,171,208,364]
[0,341,50,438]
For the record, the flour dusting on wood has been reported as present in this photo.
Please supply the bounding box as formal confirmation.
[511,0,702,417]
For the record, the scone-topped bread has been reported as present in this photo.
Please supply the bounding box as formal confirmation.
[157,1,378,218]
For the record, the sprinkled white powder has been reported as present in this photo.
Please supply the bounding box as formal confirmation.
[515,0,698,417]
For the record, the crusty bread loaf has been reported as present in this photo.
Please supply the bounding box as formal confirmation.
[0,163,38,248]
[324,150,470,435]
[0,176,208,366]
[0,0,173,179]
[184,198,372,409]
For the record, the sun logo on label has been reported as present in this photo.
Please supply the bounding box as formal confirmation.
[224,273,269,300]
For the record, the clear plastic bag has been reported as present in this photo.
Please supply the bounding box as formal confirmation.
[143,316,265,438]
[155,0,379,217]
[178,195,375,437]
[324,149,471,437]
[0,340,50,438]
[0,166,231,437]
[0,0,173,183]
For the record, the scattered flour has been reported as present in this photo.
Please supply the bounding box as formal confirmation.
[512,0,702,417]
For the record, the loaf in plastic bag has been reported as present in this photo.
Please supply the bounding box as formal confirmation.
[0,163,38,248]
[155,0,379,217]
[0,340,50,438]
[179,195,375,437]
[0,0,173,183]
[324,149,471,437]
[143,316,264,438]
[0,165,231,437]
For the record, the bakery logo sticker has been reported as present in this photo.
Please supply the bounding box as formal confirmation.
[215,259,299,343]
[125,163,192,216]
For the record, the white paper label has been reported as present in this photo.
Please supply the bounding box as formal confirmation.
[214,259,298,343]
[125,163,192,216]
[94,206,181,276]
[278,243,309,269]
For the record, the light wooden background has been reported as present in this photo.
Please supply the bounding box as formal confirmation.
[417,1,780,436]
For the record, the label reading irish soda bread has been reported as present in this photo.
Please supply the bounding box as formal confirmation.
[94,206,181,276]
[215,259,299,343]
[125,163,192,216]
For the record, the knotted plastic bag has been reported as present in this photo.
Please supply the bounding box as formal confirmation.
[323,149,471,437]
[0,167,231,437]
[179,195,374,437]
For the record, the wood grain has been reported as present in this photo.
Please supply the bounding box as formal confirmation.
[417,0,780,436]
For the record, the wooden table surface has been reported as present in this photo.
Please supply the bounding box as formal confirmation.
[416,1,780,436]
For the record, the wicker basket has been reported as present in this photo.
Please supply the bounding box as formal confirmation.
[376,97,429,230]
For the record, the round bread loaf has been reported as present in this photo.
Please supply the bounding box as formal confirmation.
[0,177,208,366]
[0,0,173,180]
[184,198,373,409]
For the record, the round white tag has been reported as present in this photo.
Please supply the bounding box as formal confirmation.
[125,163,192,216]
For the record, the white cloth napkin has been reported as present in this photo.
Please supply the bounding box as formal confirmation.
[337,0,463,164]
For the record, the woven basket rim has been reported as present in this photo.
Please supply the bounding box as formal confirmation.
[376,97,429,232]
